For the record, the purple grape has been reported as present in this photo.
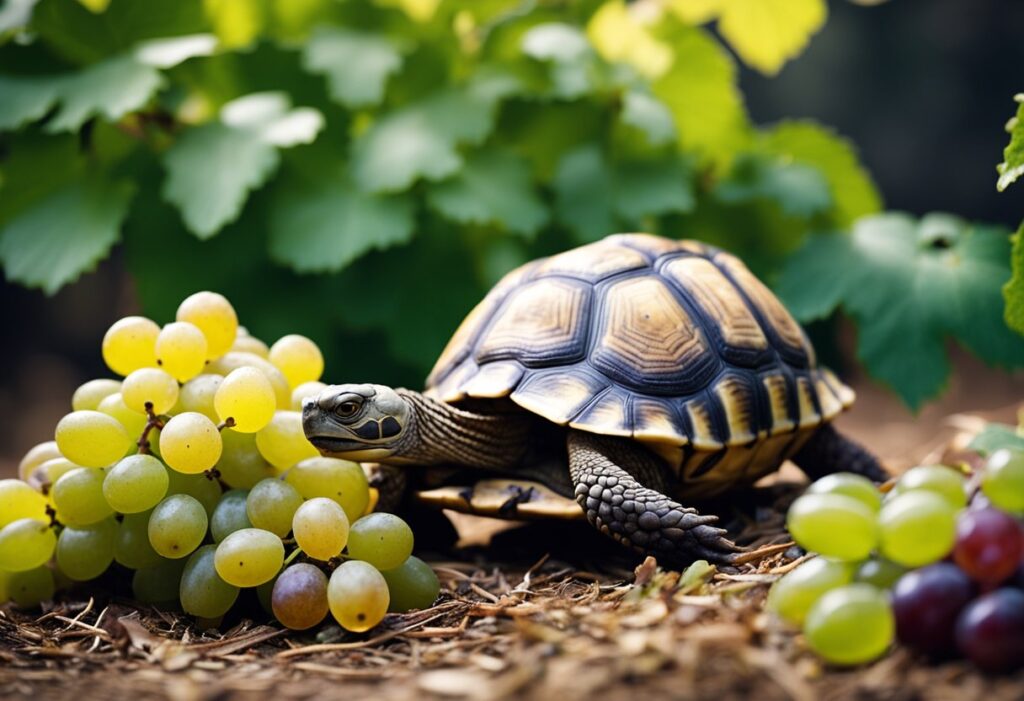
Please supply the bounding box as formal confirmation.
[953,508,1023,585]
[892,563,974,657]
[955,588,1024,673]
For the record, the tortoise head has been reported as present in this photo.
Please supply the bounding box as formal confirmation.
[302,384,411,461]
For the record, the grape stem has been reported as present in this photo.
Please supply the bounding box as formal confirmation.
[283,548,303,568]
[217,417,236,431]
[45,504,62,530]
[137,402,168,455]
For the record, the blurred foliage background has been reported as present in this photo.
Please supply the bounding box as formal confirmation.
[1,0,1024,468]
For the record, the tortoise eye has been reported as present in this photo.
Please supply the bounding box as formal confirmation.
[336,401,360,418]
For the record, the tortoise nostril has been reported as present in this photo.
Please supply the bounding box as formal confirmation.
[302,395,318,411]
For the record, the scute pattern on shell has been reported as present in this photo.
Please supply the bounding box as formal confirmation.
[426,234,853,485]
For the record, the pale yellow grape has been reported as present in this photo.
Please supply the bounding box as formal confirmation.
[0,518,57,571]
[214,528,284,587]
[269,334,324,388]
[177,291,238,359]
[148,494,208,558]
[121,367,180,415]
[176,374,223,421]
[160,412,223,474]
[55,411,130,468]
[71,379,121,411]
[290,381,327,411]
[31,458,81,491]
[17,441,61,481]
[246,478,303,537]
[292,498,349,560]
[103,454,169,513]
[207,352,290,407]
[217,430,275,488]
[256,411,319,470]
[327,560,389,632]
[102,316,160,376]
[156,321,208,382]
[231,334,269,358]
[286,457,369,522]
[97,392,148,439]
[215,367,275,432]
[52,467,113,526]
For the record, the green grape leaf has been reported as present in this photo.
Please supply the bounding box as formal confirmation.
[269,173,415,273]
[426,148,549,238]
[1005,223,1024,335]
[620,90,676,147]
[714,0,828,76]
[0,75,61,131]
[133,34,218,68]
[587,0,673,79]
[614,157,696,222]
[0,0,37,33]
[0,178,135,294]
[521,22,595,99]
[219,92,324,147]
[351,88,498,193]
[302,28,404,109]
[777,213,1024,409]
[715,154,832,218]
[997,94,1024,192]
[758,120,882,227]
[46,54,164,133]
[968,423,1024,456]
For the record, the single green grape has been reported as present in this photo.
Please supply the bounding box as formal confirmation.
[381,556,440,613]
[804,584,894,665]
[148,494,208,559]
[271,563,329,630]
[179,544,239,618]
[246,478,303,537]
[806,473,882,512]
[855,558,907,590]
[155,321,208,382]
[102,454,169,513]
[0,518,57,572]
[216,430,275,489]
[160,412,223,474]
[981,449,1024,514]
[877,491,957,567]
[232,334,269,358]
[114,511,163,569]
[121,368,180,415]
[102,316,159,377]
[269,334,324,389]
[889,464,967,509]
[71,379,122,412]
[766,557,857,626]
[0,478,49,527]
[17,441,63,482]
[176,291,238,360]
[785,493,877,561]
[347,513,414,571]
[290,381,327,411]
[255,411,319,470]
[285,457,369,522]
[207,352,290,408]
[327,560,389,632]
[210,489,252,542]
[166,470,222,517]
[214,527,284,587]
[97,392,148,440]
[292,498,349,561]
[132,558,187,604]
[4,566,55,608]
[175,374,223,421]
[55,410,130,468]
[52,467,114,527]
[214,367,276,433]
[56,517,117,581]
[32,458,81,491]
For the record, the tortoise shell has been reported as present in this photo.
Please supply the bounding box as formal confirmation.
[425,234,853,496]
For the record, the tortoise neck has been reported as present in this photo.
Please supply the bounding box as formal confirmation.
[392,389,529,470]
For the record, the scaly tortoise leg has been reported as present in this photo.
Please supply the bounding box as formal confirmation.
[791,424,889,483]
[567,430,741,566]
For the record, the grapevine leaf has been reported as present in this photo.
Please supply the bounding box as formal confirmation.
[968,423,1024,455]
[161,123,280,239]
[203,0,264,48]
[715,154,832,218]
[0,0,38,33]
[46,54,164,133]
[587,0,673,79]
[77,0,111,12]
[521,22,596,99]
[716,0,827,76]
[0,178,135,294]
[1004,223,1024,335]
[427,148,549,238]
[133,34,218,68]
[269,174,415,274]
[667,0,721,24]
[997,94,1024,192]
[351,88,498,193]
[777,213,1024,409]
[220,92,324,147]
[758,120,881,227]
[0,75,61,131]
[302,28,404,109]
[620,91,676,147]
[614,157,696,222]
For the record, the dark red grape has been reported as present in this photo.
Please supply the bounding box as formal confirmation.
[892,563,974,657]
[953,508,1024,585]
[271,563,329,631]
[955,588,1024,673]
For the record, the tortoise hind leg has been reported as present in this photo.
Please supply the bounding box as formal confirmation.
[792,424,889,482]
[567,431,741,566]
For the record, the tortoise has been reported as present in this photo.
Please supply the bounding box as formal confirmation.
[302,233,886,564]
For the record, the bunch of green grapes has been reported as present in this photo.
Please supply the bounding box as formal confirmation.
[2,290,441,628]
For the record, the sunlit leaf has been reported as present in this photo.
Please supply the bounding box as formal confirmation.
[0,0,38,32]
[373,0,439,22]
[997,94,1024,192]
[203,0,263,48]
[302,28,404,109]
[134,34,218,68]
[620,90,676,147]
[715,154,831,218]
[76,0,110,12]
[46,54,164,132]
[587,0,673,79]
[1005,223,1024,336]
[968,423,1024,455]
[220,92,324,147]
[521,22,596,99]
[721,0,826,75]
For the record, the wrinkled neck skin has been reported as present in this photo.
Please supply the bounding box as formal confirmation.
[388,389,530,471]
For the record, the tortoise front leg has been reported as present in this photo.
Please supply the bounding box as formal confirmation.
[567,431,741,566]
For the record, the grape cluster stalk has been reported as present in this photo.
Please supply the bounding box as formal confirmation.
[1,291,439,630]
